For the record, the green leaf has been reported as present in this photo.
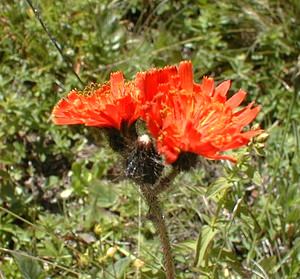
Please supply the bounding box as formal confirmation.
[206,178,231,200]
[13,252,43,279]
[90,180,118,207]
[252,171,263,186]
[194,225,218,267]
[259,256,277,273]
[106,257,132,279]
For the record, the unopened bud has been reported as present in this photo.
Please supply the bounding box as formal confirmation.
[106,246,118,258]
[126,134,164,185]
[224,267,230,277]
[94,224,102,235]
[27,8,34,18]
[78,253,89,267]
[173,152,198,171]
[252,123,260,130]
[256,132,269,143]
[242,151,250,157]
[106,128,126,152]
[60,188,73,199]
[98,256,107,263]
[106,122,138,153]
[255,143,265,149]
[133,258,145,269]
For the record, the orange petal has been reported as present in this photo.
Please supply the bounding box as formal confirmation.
[158,144,179,164]
[201,77,214,96]
[52,99,69,113]
[178,61,193,92]
[67,90,81,101]
[233,101,254,117]
[241,129,263,139]
[235,105,261,127]
[158,66,177,83]
[52,116,84,125]
[52,93,84,125]
[214,80,231,101]
[110,71,125,98]
[144,70,159,101]
[221,136,249,150]
[226,89,247,109]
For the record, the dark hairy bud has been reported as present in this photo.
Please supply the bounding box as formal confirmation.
[106,121,138,153]
[106,127,127,152]
[172,152,198,171]
[125,135,164,185]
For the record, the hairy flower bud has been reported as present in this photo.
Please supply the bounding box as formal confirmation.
[172,152,198,171]
[125,135,164,185]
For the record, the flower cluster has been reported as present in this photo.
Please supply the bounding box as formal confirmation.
[52,72,140,130]
[52,61,262,170]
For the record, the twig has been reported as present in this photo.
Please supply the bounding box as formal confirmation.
[24,0,84,86]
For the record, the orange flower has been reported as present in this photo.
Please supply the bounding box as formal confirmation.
[52,72,140,130]
[137,61,262,164]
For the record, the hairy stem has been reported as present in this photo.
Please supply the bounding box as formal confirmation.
[140,185,175,279]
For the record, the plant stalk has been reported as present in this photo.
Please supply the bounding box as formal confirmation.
[140,185,175,279]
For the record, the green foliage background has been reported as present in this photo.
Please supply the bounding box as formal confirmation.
[1,0,300,278]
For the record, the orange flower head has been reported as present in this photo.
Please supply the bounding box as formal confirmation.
[52,72,140,130]
[137,61,263,164]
